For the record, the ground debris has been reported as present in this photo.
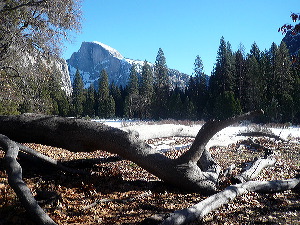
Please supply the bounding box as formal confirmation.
[0,136,299,224]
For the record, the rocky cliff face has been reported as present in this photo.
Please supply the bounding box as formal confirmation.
[67,41,190,89]
[51,57,73,96]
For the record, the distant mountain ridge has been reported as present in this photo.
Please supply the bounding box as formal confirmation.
[67,41,190,89]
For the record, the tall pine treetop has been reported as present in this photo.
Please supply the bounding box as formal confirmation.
[154,48,169,89]
[193,55,204,77]
[128,64,139,96]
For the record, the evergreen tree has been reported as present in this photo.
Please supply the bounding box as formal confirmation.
[213,91,241,120]
[139,60,154,118]
[244,54,263,111]
[208,37,236,120]
[190,55,208,119]
[154,48,169,89]
[110,82,124,118]
[98,69,110,100]
[291,62,300,123]
[83,84,96,117]
[98,69,115,118]
[234,44,247,104]
[48,72,70,117]
[274,41,293,122]
[125,64,140,118]
[214,37,235,95]
[153,48,169,119]
[250,42,261,61]
[182,96,197,120]
[168,88,183,119]
[72,69,85,116]
[106,95,116,118]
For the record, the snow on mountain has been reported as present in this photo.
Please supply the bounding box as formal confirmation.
[92,41,125,60]
[67,41,190,89]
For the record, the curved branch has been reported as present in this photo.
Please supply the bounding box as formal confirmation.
[0,134,57,225]
[178,110,264,164]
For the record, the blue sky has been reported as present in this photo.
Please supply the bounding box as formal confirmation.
[63,0,298,75]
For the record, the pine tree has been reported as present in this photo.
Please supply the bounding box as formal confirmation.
[213,91,241,120]
[154,48,169,89]
[98,69,115,118]
[209,37,236,120]
[250,42,261,61]
[274,41,293,122]
[191,55,208,119]
[153,48,169,119]
[110,82,123,117]
[125,64,140,118]
[291,61,300,123]
[244,54,263,111]
[98,69,110,100]
[234,44,247,104]
[214,37,235,95]
[182,96,197,120]
[168,88,183,119]
[83,83,96,117]
[139,60,154,119]
[72,69,85,117]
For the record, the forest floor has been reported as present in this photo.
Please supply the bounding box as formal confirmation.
[0,130,300,224]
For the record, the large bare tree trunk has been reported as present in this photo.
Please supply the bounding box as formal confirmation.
[0,111,262,193]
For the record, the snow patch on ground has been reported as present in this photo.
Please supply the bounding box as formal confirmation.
[97,119,300,152]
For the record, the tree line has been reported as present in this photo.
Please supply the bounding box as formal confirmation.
[69,38,300,123]
[1,37,299,123]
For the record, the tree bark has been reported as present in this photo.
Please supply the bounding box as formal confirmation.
[0,111,263,193]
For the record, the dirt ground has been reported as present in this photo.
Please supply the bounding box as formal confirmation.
[0,136,300,224]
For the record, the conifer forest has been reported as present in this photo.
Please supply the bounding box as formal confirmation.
[69,39,300,124]
[1,35,300,124]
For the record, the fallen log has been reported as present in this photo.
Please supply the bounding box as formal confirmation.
[0,111,263,193]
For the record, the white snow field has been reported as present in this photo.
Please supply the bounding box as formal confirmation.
[95,119,300,152]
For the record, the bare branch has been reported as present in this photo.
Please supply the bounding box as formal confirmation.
[0,0,48,13]
[178,110,264,164]
[159,178,300,225]
[0,134,57,225]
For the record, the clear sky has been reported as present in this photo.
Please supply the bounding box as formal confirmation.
[62,0,299,75]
